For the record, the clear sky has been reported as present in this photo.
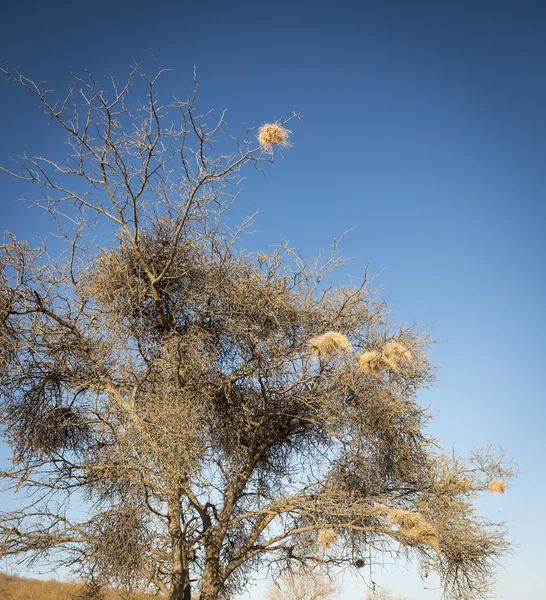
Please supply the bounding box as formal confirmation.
[1,1,545,598]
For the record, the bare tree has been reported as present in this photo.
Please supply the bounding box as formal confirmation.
[365,588,408,600]
[265,568,339,600]
[0,63,515,600]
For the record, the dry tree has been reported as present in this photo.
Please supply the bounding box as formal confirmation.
[365,588,409,600]
[265,568,339,600]
[0,62,515,600]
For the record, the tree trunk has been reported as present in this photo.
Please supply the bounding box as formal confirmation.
[168,498,191,600]
[170,574,191,600]
[200,584,220,600]
[200,557,221,600]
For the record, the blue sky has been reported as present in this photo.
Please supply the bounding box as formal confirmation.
[1,1,545,598]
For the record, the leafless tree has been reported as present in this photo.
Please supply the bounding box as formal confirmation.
[0,63,515,600]
[265,568,339,600]
[365,588,408,600]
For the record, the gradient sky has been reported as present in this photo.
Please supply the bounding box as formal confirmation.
[1,1,545,598]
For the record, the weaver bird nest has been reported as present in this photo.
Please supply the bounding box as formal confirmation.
[317,528,339,550]
[309,331,351,358]
[258,123,291,151]
[489,479,506,494]
[359,341,412,374]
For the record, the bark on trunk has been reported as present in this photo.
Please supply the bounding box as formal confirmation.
[170,576,191,600]
[200,586,220,600]
[200,557,221,600]
[168,498,191,600]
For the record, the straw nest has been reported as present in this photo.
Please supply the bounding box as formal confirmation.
[389,510,439,551]
[489,479,506,494]
[309,331,352,358]
[414,524,440,551]
[437,476,472,495]
[317,529,338,550]
[358,341,412,374]
[358,350,382,373]
[389,509,424,530]
[382,341,412,364]
[258,123,291,150]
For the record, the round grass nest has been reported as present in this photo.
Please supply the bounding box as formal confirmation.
[489,479,506,494]
[258,123,291,150]
[389,509,440,551]
[317,528,339,550]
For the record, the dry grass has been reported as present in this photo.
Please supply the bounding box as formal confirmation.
[257,123,291,150]
[489,479,506,494]
[317,528,338,550]
[0,572,80,600]
[0,572,155,600]
[309,331,351,358]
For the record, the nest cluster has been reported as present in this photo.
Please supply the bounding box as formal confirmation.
[358,341,412,374]
[308,332,413,374]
